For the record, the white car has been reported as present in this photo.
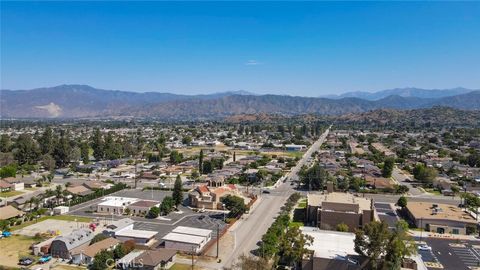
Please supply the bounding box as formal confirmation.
[418,244,432,251]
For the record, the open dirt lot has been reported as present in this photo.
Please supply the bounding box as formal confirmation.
[0,235,38,268]
[14,219,91,237]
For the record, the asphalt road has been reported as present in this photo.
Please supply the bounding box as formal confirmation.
[222,127,331,268]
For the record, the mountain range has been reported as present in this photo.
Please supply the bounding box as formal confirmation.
[0,85,479,119]
[322,87,476,100]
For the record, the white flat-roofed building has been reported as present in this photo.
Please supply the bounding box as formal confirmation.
[162,233,208,253]
[300,227,366,270]
[97,196,139,215]
[115,229,157,246]
[172,226,212,239]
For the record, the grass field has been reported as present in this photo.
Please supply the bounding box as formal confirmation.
[0,235,38,268]
[11,215,92,231]
[0,190,24,197]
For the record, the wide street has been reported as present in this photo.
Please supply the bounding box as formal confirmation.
[222,127,331,268]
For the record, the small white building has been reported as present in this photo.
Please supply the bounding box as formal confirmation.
[53,206,69,215]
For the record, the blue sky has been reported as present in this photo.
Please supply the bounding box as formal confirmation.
[1,1,479,96]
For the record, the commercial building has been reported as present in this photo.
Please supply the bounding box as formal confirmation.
[128,200,159,215]
[300,227,366,270]
[115,229,158,246]
[161,226,212,253]
[406,202,478,235]
[306,192,375,231]
[97,197,139,215]
[50,228,94,259]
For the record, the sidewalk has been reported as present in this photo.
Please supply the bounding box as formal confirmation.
[409,230,480,241]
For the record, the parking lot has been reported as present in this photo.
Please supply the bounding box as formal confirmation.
[417,237,480,270]
[66,189,228,244]
[134,212,228,240]
[374,202,399,229]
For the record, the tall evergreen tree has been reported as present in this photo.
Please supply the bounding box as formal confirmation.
[199,149,204,174]
[172,175,183,207]
[91,128,104,161]
[39,127,54,155]
[80,141,90,164]
[52,130,71,167]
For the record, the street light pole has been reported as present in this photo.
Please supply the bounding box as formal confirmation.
[216,224,220,259]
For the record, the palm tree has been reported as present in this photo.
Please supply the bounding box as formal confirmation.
[31,197,41,210]
[55,185,63,205]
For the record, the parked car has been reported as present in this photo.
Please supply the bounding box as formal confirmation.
[418,244,432,251]
[39,255,52,263]
[19,257,34,266]
[262,190,271,194]
[2,231,12,237]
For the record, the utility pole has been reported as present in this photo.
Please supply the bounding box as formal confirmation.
[191,246,195,270]
[216,224,220,259]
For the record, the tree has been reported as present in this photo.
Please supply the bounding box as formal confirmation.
[41,154,56,171]
[90,233,109,244]
[91,128,104,161]
[13,134,40,165]
[172,175,183,207]
[52,130,71,167]
[89,249,113,270]
[113,244,126,259]
[182,136,192,145]
[198,149,204,174]
[382,157,395,178]
[202,160,213,174]
[160,196,175,215]
[413,163,438,185]
[336,223,349,232]
[80,141,90,164]
[221,195,248,217]
[384,220,417,270]
[39,127,54,155]
[397,196,407,209]
[0,134,11,153]
[169,150,183,164]
[354,221,391,270]
[147,206,160,218]
[279,226,313,267]
[300,162,328,190]
[0,164,17,178]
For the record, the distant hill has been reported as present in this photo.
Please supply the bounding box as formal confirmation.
[336,107,480,127]
[323,87,475,100]
[1,85,479,119]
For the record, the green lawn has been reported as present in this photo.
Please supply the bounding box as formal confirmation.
[0,190,24,197]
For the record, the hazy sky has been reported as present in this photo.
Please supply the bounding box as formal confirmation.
[1,1,479,96]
